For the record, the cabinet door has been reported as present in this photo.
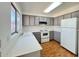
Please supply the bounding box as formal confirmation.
[50,18,54,26]
[54,31,60,42]
[23,15,30,26]
[54,17,62,26]
[47,18,50,25]
[35,16,40,25]
[50,31,54,40]
[54,17,58,26]
[33,32,41,43]
[72,11,79,18]
[30,16,35,26]
[57,16,63,26]
[40,17,47,21]
[64,13,71,19]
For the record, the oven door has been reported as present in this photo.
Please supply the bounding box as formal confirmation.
[43,33,48,36]
[41,32,49,39]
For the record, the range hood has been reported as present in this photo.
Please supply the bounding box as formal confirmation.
[39,21,47,25]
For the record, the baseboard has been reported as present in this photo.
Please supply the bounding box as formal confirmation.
[50,39,77,57]
[60,45,77,57]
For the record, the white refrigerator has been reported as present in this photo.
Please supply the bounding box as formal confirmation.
[61,18,77,54]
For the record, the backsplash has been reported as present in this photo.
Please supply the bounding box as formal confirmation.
[23,26,61,33]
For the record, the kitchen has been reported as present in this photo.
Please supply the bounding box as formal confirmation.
[21,2,79,57]
[0,2,79,57]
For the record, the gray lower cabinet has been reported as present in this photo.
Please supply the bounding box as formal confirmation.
[49,31,54,41]
[33,32,41,43]
[54,31,60,42]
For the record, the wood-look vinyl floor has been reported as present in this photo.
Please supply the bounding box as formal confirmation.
[40,40,76,57]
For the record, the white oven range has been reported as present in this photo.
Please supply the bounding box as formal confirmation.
[40,30,49,43]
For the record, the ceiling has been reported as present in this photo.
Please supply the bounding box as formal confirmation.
[19,2,79,17]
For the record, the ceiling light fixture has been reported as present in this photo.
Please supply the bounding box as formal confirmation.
[44,2,63,13]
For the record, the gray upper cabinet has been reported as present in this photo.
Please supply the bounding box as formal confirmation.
[23,15,54,26]
[35,16,40,25]
[72,11,79,18]
[23,15,30,26]
[56,17,60,26]
[47,18,51,26]
[54,16,63,26]
[29,16,35,26]
[64,13,71,19]
[54,17,58,26]
[40,17,47,22]
[40,17,43,21]
[58,16,63,20]
[50,18,54,26]
[57,16,63,26]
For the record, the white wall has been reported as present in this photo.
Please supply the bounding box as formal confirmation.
[7,3,22,57]
[0,2,11,57]
[0,2,22,57]
[23,26,61,33]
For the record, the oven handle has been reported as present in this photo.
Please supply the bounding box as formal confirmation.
[41,37,49,39]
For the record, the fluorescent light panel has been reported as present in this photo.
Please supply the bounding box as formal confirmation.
[44,2,63,13]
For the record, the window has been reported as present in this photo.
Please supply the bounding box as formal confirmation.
[11,4,16,34]
[17,12,21,32]
[11,3,21,35]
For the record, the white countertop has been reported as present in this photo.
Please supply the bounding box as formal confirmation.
[10,32,42,57]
